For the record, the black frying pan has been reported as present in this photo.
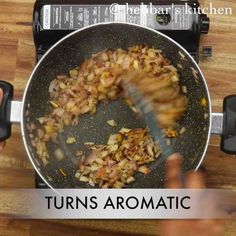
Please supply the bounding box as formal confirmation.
[0,23,236,188]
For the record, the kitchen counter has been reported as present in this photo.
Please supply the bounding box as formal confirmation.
[0,0,236,235]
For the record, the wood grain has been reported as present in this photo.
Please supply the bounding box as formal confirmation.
[0,0,236,235]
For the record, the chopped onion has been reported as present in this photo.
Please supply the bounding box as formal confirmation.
[182,85,188,94]
[204,113,209,120]
[84,142,95,146]
[75,128,161,188]
[191,67,199,82]
[138,165,151,175]
[75,172,81,179]
[54,148,65,161]
[107,134,118,145]
[119,128,131,134]
[79,176,89,182]
[127,176,135,184]
[166,138,171,146]
[179,51,185,59]
[66,137,76,144]
[177,64,183,69]
[179,127,186,135]
[59,168,67,177]
[84,152,96,165]
[33,45,187,188]
[107,120,117,127]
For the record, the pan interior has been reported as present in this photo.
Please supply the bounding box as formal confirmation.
[23,23,210,188]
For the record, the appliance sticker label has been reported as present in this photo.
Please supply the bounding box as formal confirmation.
[42,4,194,31]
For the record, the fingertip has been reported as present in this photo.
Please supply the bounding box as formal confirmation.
[185,171,206,188]
[0,88,3,94]
[167,153,182,163]
[166,153,183,188]
[0,142,6,151]
[0,88,3,102]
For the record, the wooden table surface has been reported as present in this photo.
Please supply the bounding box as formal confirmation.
[0,0,236,235]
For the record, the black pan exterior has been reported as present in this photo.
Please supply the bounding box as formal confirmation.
[22,23,210,188]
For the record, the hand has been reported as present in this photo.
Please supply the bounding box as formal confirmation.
[0,88,6,151]
[160,154,223,236]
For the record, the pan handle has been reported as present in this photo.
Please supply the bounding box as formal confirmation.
[211,95,236,155]
[0,81,13,141]
[221,95,236,154]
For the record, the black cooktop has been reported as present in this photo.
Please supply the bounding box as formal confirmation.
[33,0,211,188]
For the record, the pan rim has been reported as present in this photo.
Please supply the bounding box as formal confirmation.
[21,22,212,189]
